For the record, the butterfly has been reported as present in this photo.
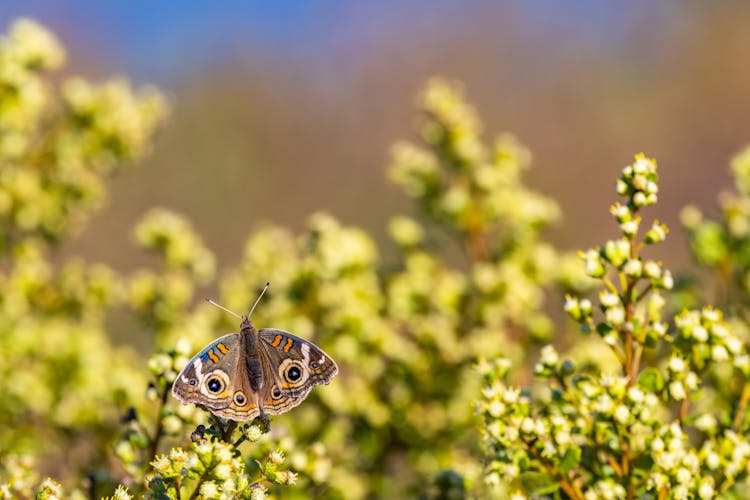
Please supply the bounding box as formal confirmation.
[172,287,337,421]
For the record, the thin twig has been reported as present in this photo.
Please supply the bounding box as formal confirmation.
[465,227,488,262]
[188,472,209,500]
[223,420,238,442]
[632,344,643,383]
[606,342,626,365]
[635,283,652,303]
[602,276,620,296]
[679,398,690,428]
[606,453,623,476]
[525,440,584,500]
[621,228,639,500]
[233,434,248,448]
[147,380,171,460]
[732,383,750,432]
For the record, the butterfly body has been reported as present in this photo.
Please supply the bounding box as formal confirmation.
[172,317,337,421]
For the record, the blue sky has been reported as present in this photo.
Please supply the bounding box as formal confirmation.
[0,2,657,85]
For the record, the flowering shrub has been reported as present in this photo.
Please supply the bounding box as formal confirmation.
[1,16,749,500]
[479,155,750,498]
[0,17,166,487]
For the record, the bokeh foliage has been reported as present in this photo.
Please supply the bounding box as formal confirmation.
[2,17,750,500]
[0,16,166,481]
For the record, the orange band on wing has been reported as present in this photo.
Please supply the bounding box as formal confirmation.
[208,350,219,363]
[283,338,293,352]
[217,343,229,354]
[272,335,283,347]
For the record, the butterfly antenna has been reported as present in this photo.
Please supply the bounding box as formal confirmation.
[205,298,242,319]
[248,282,270,318]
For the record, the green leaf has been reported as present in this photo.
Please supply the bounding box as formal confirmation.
[637,368,664,392]
[644,327,660,349]
[597,322,615,337]
[631,453,654,472]
[520,471,559,496]
[692,344,710,370]
[559,446,582,474]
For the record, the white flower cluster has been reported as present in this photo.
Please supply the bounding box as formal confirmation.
[672,308,750,375]
[616,154,659,208]
[649,422,750,499]
[149,440,258,499]
[583,478,626,500]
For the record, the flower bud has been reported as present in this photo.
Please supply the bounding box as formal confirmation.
[605,306,625,325]
[199,481,219,498]
[269,450,285,465]
[610,203,631,223]
[647,292,665,317]
[581,249,606,278]
[540,345,559,367]
[668,356,686,373]
[623,259,642,278]
[151,455,171,475]
[633,192,647,207]
[644,221,668,244]
[620,219,639,237]
[669,381,686,400]
[632,174,648,191]
[643,260,662,280]
[599,291,620,308]
[602,239,630,267]
[656,270,673,290]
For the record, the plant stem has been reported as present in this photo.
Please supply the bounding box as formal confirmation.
[620,436,634,500]
[147,379,170,461]
[732,383,750,432]
[679,398,690,427]
[632,344,643,384]
[606,453,623,476]
[624,322,634,385]
[602,276,620,296]
[636,283,652,302]
[623,228,639,388]
[223,420,238,442]
[526,441,584,500]
[621,229,639,500]
[188,472,209,500]
[465,227,488,261]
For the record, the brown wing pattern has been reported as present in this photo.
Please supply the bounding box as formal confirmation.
[256,328,338,415]
[171,333,262,421]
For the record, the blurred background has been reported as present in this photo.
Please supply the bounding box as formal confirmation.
[1,1,749,275]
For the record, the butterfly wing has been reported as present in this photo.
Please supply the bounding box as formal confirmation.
[172,333,262,421]
[256,328,338,415]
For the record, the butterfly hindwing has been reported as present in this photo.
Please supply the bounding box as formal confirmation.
[256,328,338,415]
